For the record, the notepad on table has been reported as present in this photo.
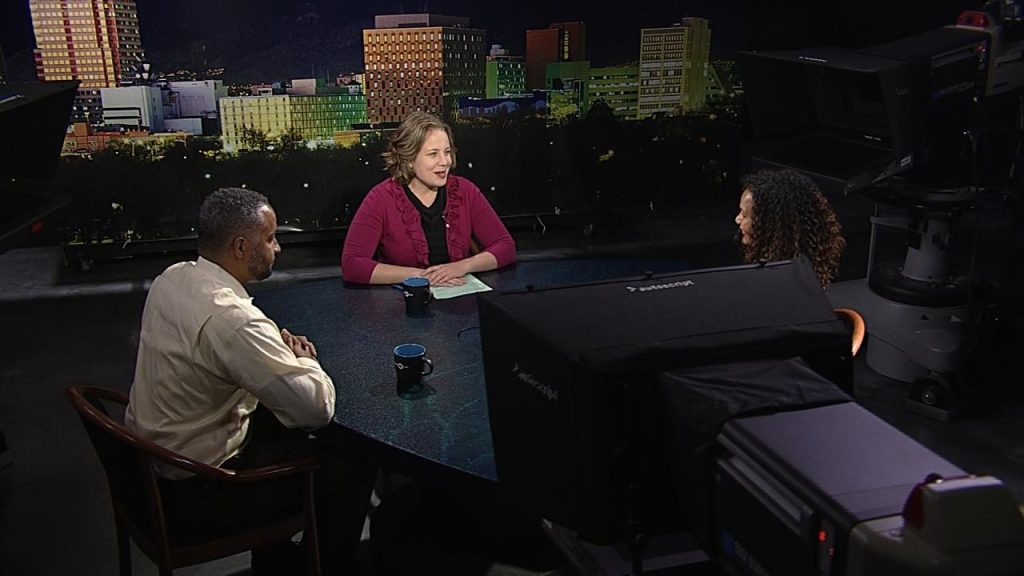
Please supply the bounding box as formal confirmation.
[431,273,493,300]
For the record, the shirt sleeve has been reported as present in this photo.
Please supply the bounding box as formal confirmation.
[466,182,517,268]
[210,314,336,430]
[341,188,385,284]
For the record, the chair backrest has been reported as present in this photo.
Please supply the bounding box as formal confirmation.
[67,385,166,545]
[68,385,322,575]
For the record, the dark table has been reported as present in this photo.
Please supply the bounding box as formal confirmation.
[255,259,688,488]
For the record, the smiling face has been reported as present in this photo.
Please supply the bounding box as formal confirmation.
[408,128,452,194]
[735,189,755,246]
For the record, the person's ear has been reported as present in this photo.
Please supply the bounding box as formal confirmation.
[230,235,247,260]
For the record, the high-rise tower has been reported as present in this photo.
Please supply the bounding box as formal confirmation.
[637,18,711,118]
[485,45,526,98]
[29,0,147,123]
[525,22,586,91]
[363,14,485,123]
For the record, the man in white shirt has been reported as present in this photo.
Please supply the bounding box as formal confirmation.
[127,187,375,574]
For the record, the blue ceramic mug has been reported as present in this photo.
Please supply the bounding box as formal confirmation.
[393,343,433,396]
[393,276,432,317]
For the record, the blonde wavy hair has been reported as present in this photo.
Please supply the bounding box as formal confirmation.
[382,111,458,184]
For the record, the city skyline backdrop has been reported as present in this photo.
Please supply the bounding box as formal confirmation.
[3,0,981,83]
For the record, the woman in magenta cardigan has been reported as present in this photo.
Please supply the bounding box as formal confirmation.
[341,111,516,285]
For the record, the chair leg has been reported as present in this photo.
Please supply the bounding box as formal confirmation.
[113,515,132,576]
[306,529,322,576]
[305,481,322,576]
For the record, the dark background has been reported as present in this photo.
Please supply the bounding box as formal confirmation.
[2,0,982,83]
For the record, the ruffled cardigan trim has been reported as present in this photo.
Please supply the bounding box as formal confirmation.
[389,176,467,266]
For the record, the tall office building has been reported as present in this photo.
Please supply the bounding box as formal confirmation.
[363,13,486,123]
[485,45,526,98]
[100,85,164,131]
[29,0,146,123]
[589,64,640,120]
[220,89,368,153]
[637,18,711,118]
[166,80,227,119]
[525,22,586,90]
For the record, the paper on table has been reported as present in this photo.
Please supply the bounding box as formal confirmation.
[431,273,493,300]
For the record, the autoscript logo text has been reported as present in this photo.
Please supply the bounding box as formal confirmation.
[512,362,558,401]
[625,279,694,293]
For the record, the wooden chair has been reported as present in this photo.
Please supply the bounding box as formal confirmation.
[67,385,321,576]
[834,307,866,358]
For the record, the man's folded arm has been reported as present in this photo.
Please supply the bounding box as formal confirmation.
[216,316,337,430]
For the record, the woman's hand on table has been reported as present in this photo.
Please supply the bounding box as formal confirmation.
[424,261,469,287]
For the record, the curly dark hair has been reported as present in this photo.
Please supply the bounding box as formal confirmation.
[738,169,845,287]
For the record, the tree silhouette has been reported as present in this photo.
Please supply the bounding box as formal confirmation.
[586,99,615,122]
[240,127,270,152]
[43,108,748,263]
[275,127,305,151]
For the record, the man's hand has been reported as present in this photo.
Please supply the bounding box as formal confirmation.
[423,261,469,287]
[281,329,318,360]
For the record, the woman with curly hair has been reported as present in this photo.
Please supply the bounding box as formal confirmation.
[735,169,845,287]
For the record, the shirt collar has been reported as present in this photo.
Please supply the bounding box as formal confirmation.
[196,256,251,300]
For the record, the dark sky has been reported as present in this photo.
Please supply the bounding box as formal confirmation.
[2,0,982,74]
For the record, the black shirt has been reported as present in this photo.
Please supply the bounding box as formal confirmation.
[403,184,450,266]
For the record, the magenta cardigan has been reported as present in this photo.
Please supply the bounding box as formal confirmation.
[340,175,517,283]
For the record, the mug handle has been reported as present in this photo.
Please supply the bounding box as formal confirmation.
[421,358,433,376]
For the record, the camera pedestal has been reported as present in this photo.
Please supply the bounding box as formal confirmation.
[828,279,968,421]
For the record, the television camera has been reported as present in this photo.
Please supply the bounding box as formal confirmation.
[737,0,1024,420]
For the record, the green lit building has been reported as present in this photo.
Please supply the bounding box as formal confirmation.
[589,64,639,120]
[545,60,591,118]
[220,88,368,153]
[290,91,368,144]
[485,45,526,98]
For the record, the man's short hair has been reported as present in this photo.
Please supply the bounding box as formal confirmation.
[197,187,270,254]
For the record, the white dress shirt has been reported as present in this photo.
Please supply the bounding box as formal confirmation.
[126,257,336,478]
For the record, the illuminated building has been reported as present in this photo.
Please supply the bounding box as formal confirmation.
[589,64,640,120]
[363,13,486,123]
[100,85,163,131]
[638,18,711,117]
[486,45,526,98]
[525,22,586,90]
[220,95,291,153]
[29,0,147,123]
[546,60,590,119]
[219,88,368,153]
[61,122,148,154]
